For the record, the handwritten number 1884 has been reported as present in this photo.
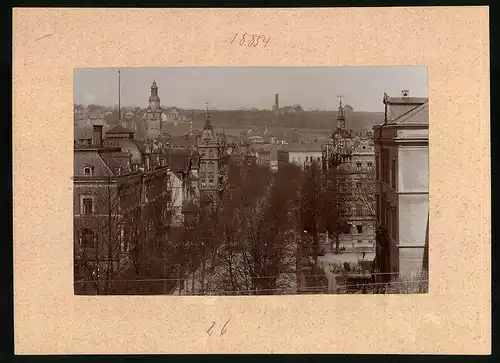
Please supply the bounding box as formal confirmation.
[226,32,271,48]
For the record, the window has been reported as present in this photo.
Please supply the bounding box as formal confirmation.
[392,207,397,239]
[356,225,363,234]
[209,179,214,184]
[381,195,386,226]
[381,149,389,183]
[356,162,362,170]
[83,167,92,176]
[81,228,95,250]
[82,197,93,215]
[357,240,363,244]
[305,156,309,162]
[367,162,373,170]
[356,203,363,216]
[317,157,321,162]
[391,159,397,189]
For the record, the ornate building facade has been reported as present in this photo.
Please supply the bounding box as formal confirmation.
[322,100,376,254]
[73,124,173,294]
[197,107,228,198]
[145,80,163,140]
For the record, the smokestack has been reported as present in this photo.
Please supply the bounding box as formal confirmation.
[92,125,103,146]
[275,93,279,110]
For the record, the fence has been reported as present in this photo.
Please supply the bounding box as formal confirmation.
[74,270,429,295]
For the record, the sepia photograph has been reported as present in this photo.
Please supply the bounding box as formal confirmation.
[73,66,429,296]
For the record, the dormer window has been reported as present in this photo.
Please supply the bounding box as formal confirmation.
[83,166,93,176]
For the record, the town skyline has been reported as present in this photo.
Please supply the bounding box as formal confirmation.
[74,66,428,112]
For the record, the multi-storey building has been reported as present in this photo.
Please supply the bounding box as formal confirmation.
[197,107,228,198]
[322,100,376,254]
[373,91,429,279]
[73,125,173,294]
[277,143,324,170]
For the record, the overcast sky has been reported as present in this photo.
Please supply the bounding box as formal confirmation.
[74,67,427,112]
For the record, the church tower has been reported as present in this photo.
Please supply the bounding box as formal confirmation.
[145,80,162,140]
[337,97,346,130]
[197,105,221,195]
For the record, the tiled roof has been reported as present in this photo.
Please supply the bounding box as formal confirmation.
[130,139,146,154]
[164,135,197,147]
[99,153,120,172]
[280,142,324,152]
[106,125,135,135]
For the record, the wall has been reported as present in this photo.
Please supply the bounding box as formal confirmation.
[398,147,428,193]
[398,247,426,277]
[289,151,323,165]
[397,194,428,247]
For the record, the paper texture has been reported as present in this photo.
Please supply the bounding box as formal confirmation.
[12,7,490,354]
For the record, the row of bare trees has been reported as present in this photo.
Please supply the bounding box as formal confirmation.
[74,167,184,295]
[175,158,359,295]
[74,155,367,295]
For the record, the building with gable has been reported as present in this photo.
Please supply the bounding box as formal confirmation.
[74,124,176,294]
[197,107,228,198]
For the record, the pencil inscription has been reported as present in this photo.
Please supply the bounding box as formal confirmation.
[225,32,271,48]
[206,319,231,336]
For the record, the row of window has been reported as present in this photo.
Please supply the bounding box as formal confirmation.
[200,179,215,187]
[200,150,218,158]
[375,194,398,240]
[377,151,397,189]
[291,156,322,163]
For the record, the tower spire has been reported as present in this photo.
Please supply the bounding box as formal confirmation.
[204,102,213,130]
[337,95,345,130]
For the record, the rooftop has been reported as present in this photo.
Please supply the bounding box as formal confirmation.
[106,125,135,135]
[383,94,428,105]
[279,142,324,152]
[390,101,429,125]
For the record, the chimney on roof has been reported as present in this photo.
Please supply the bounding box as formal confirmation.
[402,89,410,98]
[275,93,279,110]
[92,125,103,146]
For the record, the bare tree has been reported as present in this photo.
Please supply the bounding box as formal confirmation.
[74,164,180,295]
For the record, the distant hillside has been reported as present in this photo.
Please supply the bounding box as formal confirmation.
[198,109,384,133]
[75,104,384,137]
